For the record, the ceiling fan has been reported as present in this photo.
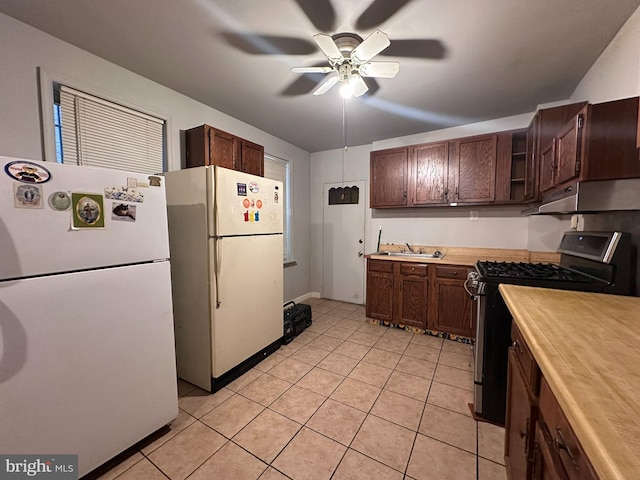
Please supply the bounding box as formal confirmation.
[290,30,399,97]
[221,0,445,97]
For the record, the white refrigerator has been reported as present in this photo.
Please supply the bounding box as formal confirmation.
[0,156,178,477]
[165,166,283,392]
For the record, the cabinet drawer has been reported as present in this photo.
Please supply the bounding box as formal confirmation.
[511,322,540,394]
[400,263,428,276]
[539,378,598,480]
[435,265,468,279]
[368,259,394,273]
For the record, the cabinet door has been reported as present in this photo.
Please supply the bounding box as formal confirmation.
[539,379,598,480]
[524,116,539,201]
[505,349,536,480]
[239,139,264,176]
[539,139,556,192]
[555,110,586,186]
[433,275,475,337]
[533,423,569,480]
[396,264,428,329]
[365,261,394,322]
[451,134,497,203]
[210,128,237,170]
[410,142,448,205]
[370,148,409,207]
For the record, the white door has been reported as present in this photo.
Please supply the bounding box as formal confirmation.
[322,181,366,304]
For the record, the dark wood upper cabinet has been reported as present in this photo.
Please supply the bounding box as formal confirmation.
[239,139,264,176]
[539,96,640,194]
[450,134,497,203]
[495,129,528,203]
[370,96,640,208]
[410,142,448,205]
[185,124,264,176]
[370,147,409,208]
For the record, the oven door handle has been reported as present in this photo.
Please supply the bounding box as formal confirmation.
[463,276,478,299]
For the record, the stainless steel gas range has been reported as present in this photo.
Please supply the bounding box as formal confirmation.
[465,231,633,425]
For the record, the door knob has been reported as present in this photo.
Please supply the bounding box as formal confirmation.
[358,251,363,257]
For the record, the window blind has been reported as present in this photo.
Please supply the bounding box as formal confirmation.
[59,85,165,174]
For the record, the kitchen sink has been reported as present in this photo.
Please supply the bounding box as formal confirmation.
[375,251,445,259]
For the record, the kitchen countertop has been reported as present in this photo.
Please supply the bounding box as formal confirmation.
[499,284,640,480]
[366,246,560,266]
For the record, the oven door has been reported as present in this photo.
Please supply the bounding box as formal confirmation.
[473,283,486,417]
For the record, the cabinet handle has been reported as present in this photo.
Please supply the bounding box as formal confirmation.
[520,417,530,454]
[512,340,523,354]
[554,427,576,464]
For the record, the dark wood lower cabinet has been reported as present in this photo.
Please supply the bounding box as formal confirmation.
[505,327,599,480]
[397,263,428,329]
[365,260,394,322]
[430,265,476,337]
[505,348,537,480]
[533,422,568,480]
[365,259,478,337]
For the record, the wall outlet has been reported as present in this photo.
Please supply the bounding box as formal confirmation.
[470,211,479,221]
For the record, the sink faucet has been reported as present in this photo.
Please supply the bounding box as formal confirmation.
[405,243,414,253]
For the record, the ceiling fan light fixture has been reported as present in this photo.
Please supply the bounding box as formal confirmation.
[339,80,354,98]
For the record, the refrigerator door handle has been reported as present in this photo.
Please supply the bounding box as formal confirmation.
[213,168,221,309]
[214,237,221,308]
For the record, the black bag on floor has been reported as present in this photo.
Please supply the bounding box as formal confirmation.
[283,301,312,344]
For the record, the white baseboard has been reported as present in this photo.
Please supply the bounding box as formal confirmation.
[288,292,321,304]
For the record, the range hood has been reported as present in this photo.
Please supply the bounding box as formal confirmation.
[533,178,640,214]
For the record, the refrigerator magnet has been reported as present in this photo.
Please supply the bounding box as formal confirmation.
[4,160,51,184]
[104,186,144,203]
[237,183,247,196]
[48,191,71,211]
[13,183,43,209]
[71,193,105,229]
[111,203,136,222]
[249,181,260,193]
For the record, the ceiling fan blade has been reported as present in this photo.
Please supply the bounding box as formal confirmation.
[221,33,316,55]
[380,39,447,59]
[313,33,344,64]
[291,66,334,74]
[355,0,412,30]
[358,61,399,78]
[294,0,336,32]
[351,75,369,97]
[350,30,390,64]
[313,72,340,95]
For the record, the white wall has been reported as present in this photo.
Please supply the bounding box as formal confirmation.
[0,12,311,301]
[570,5,640,104]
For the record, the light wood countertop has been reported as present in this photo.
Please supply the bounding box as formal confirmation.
[499,284,640,480]
[366,246,560,266]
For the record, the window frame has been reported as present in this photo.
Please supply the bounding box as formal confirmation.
[38,67,171,168]
[263,153,293,264]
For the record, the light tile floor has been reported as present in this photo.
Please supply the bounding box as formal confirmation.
[87,298,507,480]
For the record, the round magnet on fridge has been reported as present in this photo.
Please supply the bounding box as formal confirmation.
[48,191,71,211]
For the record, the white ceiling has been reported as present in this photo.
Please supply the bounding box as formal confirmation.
[1,0,639,153]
